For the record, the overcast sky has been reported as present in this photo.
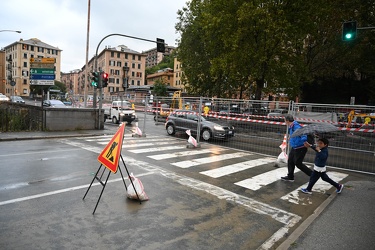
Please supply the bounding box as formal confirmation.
[0,0,188,72]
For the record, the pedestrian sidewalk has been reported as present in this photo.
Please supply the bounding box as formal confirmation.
[278,179,375,250]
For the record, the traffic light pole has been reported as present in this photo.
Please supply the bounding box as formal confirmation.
[94,33,165,129]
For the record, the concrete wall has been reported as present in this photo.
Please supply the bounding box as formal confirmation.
[45,108,103,131]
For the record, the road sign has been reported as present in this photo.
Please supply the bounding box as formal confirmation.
[30,63,55,69]
[97,123,125,173]
[30,58,56,63]
[30,80,54,85]
[30,74,55,80]
[30,68,55,74]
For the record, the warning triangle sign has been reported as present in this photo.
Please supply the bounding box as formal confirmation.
[97,123,125,173]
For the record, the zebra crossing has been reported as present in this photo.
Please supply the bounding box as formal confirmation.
[77,134,349,205]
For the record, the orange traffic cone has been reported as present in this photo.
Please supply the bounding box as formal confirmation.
[279,134,287,150]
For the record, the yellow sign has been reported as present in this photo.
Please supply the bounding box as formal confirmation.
[30,58,56,64]
[97,123,125,173]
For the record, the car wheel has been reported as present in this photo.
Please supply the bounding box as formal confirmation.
[112,116,119,124]
[166,124,175,135]
[201,129,212,141]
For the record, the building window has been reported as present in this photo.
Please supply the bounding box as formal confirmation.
[111,51,114,57]
[132,63,135,69]
[23,62,27,67]
[132,55,135,60]
[125,53,128,59]
[116,78,120,84]
[117,61,121,67]
[38,47,44,53]
[131,80,134,85]
[23,79,27,84]
[137,80,140,86]
[117,52,120,58]
[138,55,141,60]
[23,53,27,59]
[138,63,141,69]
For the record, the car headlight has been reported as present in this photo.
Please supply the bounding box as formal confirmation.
[214,125,225,131]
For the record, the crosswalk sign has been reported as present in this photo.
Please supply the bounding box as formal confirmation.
[97,123,125,173]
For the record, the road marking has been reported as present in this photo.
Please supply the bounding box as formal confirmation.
[0,172,154,206]
[235,167,301,190]
[128,145,187,153]
[200,156,276,178]
[280,171,348,205]
[56,138,301,250]
[148,148,226,160]
[121,140,181,148]
[0,148,81,158]
[171,152,250,168]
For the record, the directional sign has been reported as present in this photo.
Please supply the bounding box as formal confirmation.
[30,80,54,85]
[30,74,55,80]
[30,58,56,63]
[98,123,125,173]
[30,68,55,74]
[30,63,55,69]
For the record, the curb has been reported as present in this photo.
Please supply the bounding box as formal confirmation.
[276,192,338,250]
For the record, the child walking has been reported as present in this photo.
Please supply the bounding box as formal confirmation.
[300,138,344,194]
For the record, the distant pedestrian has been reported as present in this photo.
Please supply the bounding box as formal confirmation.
[300,138,344,194]
[281,114,312,182]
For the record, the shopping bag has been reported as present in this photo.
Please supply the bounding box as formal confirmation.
[186,130,197,147]
[127,173,149,201]
[277,151,288,163]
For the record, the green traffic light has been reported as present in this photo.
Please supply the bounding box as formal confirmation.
[345,33,352,39]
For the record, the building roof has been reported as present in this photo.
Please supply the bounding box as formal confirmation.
[4,38,62,51]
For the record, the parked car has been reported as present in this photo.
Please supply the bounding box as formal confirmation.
[10,96,25,104]
[43,100,67,108]
[165,110,235,141]
[0,94,10,102]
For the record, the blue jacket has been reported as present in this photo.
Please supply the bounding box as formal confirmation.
[289,121,307,149]
[311,145,328,167]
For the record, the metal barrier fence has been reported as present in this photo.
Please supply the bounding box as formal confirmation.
[132,97,375,174]
[0,102,43,132]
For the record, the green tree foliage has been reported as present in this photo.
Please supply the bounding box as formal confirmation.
[176,0,375,103]
[152,80,168,97]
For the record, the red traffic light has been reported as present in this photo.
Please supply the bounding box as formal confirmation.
[102,72,109,79]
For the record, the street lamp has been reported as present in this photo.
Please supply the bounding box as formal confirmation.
[0,30,21,33]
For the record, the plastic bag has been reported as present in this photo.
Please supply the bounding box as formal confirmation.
[127,173,149,201]
[277,151,288,163]
[186,130,197,147]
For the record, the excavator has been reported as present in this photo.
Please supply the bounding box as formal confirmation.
[346,110,375,128]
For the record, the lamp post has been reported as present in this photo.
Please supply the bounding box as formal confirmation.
[0,30,21,33]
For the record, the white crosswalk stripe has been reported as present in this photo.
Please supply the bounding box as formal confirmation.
[171,152,250,168]
[200,157,277,178]
[281,171,348,205]
[77,135,349,205]
[235,167,300,190]
[128,145,187,154]
[148,148,226,160]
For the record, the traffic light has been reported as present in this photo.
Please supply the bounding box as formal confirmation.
[342,21,357,41]
[156,38,165,53]
[91,71,99,88]
[102,72,109,87]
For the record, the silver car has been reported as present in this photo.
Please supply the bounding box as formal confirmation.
[165,110,235,141]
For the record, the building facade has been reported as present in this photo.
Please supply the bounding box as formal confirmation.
[2,38,62,97]
[143,45,175,68]
[77,45,147,101]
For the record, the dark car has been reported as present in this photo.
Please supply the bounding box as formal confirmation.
[165,110,234,141]
[43,100,67,108]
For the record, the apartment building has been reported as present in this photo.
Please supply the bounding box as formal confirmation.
[61,69,80,97]
[173,57,185,92]
[143,45,175,68]
[146,68,174,86]
[2,38,62,97]
[78,45,147,100]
